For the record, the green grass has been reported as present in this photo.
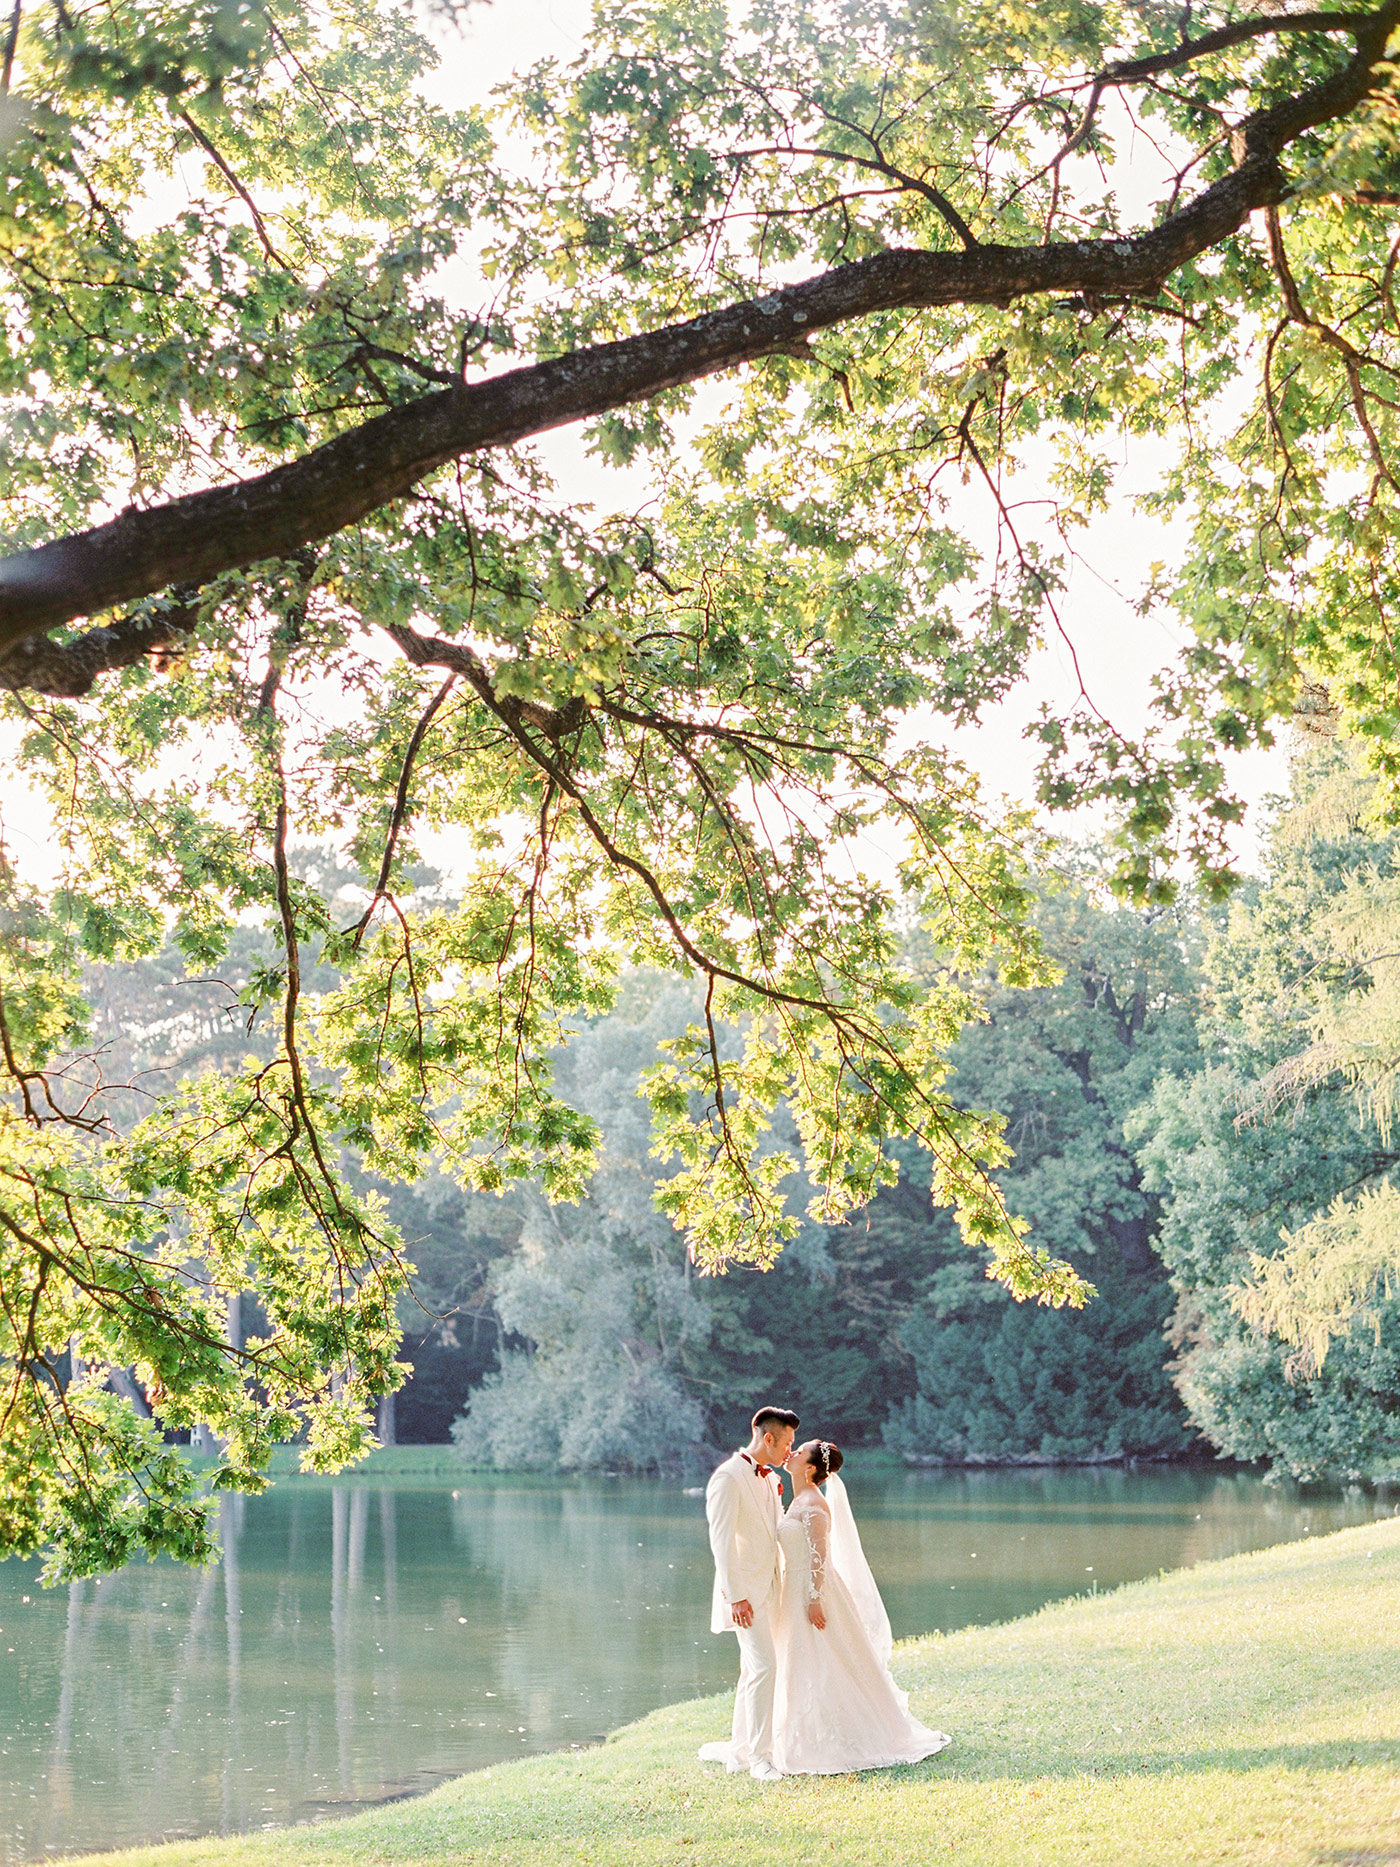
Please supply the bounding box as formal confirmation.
[180,1445,473,1480]
[194,1446,907,1484]
[188,1443,907,1484]
[73,1518,1400,1867]
[263,1445,472,1479]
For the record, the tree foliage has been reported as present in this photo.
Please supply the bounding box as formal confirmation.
[1133,744,1400,1483]
[458,880,1201,1473]
[456,978,712,1472]
[3,0,1400,1567]
[1230,856,1400,1369]
[884,875,1200,1462]
[457,972,945,1469]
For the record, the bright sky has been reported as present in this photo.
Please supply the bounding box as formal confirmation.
[0,0,1293,896]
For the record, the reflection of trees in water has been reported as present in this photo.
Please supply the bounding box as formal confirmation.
[19,1523,259,1861]
[35,1580,90,1856]
[242,1482,381,1809]
[3,1491,414,1861]
[330,1488,355,1794]
[449,1483,725,1729]
[153,1560,219,1782]
[373,1491,404,1752]
[1172,1474,1379,1568]
[222,1494,245,1830]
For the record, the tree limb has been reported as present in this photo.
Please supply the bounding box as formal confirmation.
[383,621,588,739]
[1103,9,1374,85]
[349,672,457,948]
[1265,202,1400,496]
[734,143,979,247]
[0,11,1393,664]
[177,112,291,271]
[0,586,201,695]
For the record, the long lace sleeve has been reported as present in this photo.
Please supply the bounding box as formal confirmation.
[803,1501,830,1602]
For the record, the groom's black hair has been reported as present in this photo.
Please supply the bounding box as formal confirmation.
[752,1406,800,1433]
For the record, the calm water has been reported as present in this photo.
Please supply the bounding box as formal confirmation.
[1,1466,1394,1862]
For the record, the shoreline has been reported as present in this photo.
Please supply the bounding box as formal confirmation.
[899,1447,1249,1471]
[172,1439,1400,1497]
[189,1442,1365,1488]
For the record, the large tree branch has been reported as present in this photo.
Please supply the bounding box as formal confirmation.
[0,11,1393,669]
[0,586,200,695]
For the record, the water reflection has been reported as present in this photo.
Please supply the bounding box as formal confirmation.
[0,1467,1392,1863]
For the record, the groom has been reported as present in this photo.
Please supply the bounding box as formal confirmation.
[698,1404,799,1782]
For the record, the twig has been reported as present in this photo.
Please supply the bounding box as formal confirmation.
[178,111,290,270]
[350,674,457,948]
[734,143,978,248]
[1265,204,1400,496]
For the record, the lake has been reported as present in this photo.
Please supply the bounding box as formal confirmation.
[1,1465,1393,1863]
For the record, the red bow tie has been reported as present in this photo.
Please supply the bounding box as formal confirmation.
[755,1464,773,1478]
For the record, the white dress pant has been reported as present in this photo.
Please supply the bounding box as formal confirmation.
[729,1596,778,1766]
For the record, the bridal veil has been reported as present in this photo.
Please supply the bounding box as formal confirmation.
[824,1473,893,1664]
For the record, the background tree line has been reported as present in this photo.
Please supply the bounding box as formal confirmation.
[81,741,1400,1484]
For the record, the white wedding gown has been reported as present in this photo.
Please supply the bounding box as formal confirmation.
[770,1477,951,1775]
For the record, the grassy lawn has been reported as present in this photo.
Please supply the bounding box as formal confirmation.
[263,1445,473,1480]
[75,1516,1400,1867]
[185,1445,914,1483]
[179,1446,474,1480]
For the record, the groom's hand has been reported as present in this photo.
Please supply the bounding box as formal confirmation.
[730,1599,754,1628]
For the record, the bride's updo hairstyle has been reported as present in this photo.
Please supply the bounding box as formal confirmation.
[804,1439,844,1483]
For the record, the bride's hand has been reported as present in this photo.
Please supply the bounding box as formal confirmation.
[806,1599,826,1631]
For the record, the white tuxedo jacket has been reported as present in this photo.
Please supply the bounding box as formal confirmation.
[706,1450,783,1634]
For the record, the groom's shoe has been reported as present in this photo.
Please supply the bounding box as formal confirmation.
[749,1760,782,1782]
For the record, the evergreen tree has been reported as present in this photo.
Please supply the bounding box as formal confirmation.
[1132,745,1400,1482]
[884,879,1201,1462]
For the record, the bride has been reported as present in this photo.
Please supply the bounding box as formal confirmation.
[771,1438,951,1776]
